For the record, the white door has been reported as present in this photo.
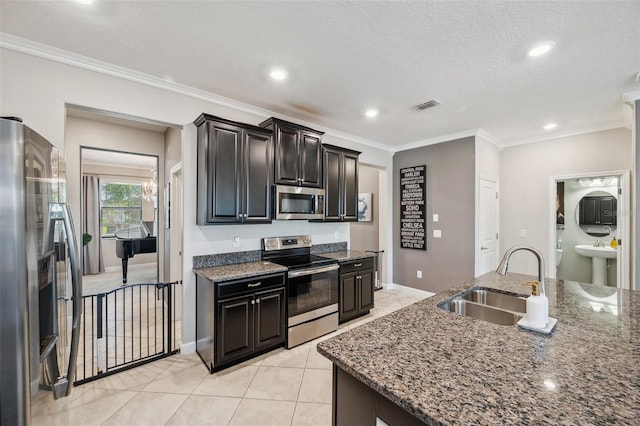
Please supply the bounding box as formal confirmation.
[478,178,498,274]
[170,164,183,282]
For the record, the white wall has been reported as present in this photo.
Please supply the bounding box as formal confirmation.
[0,48,393,353]
[500,127,632,278]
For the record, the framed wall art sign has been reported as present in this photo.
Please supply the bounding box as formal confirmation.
[400,165,426,250]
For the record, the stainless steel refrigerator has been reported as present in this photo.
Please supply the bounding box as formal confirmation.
[1,117,82,425]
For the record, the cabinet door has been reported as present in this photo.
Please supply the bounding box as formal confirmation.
[205,122,242,223]
[339,272,359,323]
[342,152,359,221]
[359,270,374,313]
[599,196,617,225]
[274,125,300,185]
[216,295,254,365]
[324,148,343,221]
[243,130,273,223]
[299,131,322,187]
[254,287,286,351]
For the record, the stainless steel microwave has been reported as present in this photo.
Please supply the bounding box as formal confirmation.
[273,185,325,220]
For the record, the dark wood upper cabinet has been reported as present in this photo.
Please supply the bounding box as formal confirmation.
[259,118,323,188]
[579,195,617,226]
[321,144,360,222]
[195,113,273,225]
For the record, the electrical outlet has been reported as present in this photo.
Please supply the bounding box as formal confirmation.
[417,270,422,279]
[232,236,240,248]
[433,213,439,222]
[433,229,442,238]
[520,229,528,238]
[334,231,339,240]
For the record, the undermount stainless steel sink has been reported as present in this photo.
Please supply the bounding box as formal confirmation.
[461,289,527,313]
[439,288,526,326]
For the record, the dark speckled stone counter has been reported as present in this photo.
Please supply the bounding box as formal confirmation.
[193,261,287,282]
[317,272,639,425]
[318,250,376,262]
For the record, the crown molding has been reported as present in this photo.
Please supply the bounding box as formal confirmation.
[0,32,392,152]
[393,129,479,152]
[623,90,640,102]
[502,121,627,148]
[475,129,502,149]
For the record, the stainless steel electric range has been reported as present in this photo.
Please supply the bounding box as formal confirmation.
[262,236,339,348]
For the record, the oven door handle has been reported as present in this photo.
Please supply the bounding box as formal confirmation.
[288,264,339,278]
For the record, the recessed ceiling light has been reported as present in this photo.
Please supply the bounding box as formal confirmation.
[73,0,94,4]
[365,109,378,118]
[269,68,288,81]
[543,122,557,130]
[528,41,556,57]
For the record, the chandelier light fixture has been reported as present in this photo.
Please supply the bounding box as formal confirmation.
[142,167,158,202]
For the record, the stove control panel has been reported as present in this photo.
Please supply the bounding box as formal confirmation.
[262,235,312,251]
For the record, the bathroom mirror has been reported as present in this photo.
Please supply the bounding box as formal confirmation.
[576,190,617,237]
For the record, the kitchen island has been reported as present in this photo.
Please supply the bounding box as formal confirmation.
[317,272,639,425]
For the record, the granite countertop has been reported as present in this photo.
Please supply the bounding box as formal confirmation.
[319,250,376,262]
[317,272,639,425]
[193,261,287,282]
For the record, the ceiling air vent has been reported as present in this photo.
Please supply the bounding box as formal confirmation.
[413,99,442,111]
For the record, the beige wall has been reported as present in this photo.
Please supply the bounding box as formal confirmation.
[500,127,632,278]
[393,137,476,293]
[163,127,182,281]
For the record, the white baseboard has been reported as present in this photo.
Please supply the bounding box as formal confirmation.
[104,262,156,273]
[180,341,196,355]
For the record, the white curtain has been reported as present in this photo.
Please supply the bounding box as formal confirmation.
[83,175,104,274]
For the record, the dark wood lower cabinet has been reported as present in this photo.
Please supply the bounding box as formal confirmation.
[338,258,375,323]
[196,273,286,372]
[216,286,286,368]
[333,365,424,426]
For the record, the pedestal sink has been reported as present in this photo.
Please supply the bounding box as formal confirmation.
[574,244,617,285]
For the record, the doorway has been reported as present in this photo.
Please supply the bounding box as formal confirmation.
[477,177,499,275]
[80,147,160,293]
[550,171,630,289]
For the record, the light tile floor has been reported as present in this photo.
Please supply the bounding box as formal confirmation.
[32,284,433,426]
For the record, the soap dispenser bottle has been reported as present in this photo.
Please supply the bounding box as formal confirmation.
[524,281,548,329]
[610,236,618,249]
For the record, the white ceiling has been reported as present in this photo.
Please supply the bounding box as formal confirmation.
[1,1,639,148]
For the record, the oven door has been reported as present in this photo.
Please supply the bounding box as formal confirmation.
[287,264,339,325]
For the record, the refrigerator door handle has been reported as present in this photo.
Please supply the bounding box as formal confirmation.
[52,203,82,398]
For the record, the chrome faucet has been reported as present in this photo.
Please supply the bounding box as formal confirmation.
[593,239,601,247]
[496,246,546,296]
[602,226,612,235]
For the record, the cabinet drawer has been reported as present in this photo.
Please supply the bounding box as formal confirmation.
[217,273,285,299]
[339,258,374,274]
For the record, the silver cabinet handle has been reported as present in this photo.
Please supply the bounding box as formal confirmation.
[256,298,260,304]
[247,282,261,288]
[288,264,339,278]
[354,263,362,267]
[481,246,488,250]
[251,300,255,305]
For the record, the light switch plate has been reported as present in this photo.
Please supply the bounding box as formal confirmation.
[433,213,439,222]
[417,270,422,278]
[334,231,339,240]
[520,229,527,238]
[433,229,442,238]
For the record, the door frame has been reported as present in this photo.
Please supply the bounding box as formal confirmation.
[475,175,499,277]
[549,170,631,289]
[169,162,183,283]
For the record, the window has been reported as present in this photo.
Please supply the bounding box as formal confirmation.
[100,181,143,237]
